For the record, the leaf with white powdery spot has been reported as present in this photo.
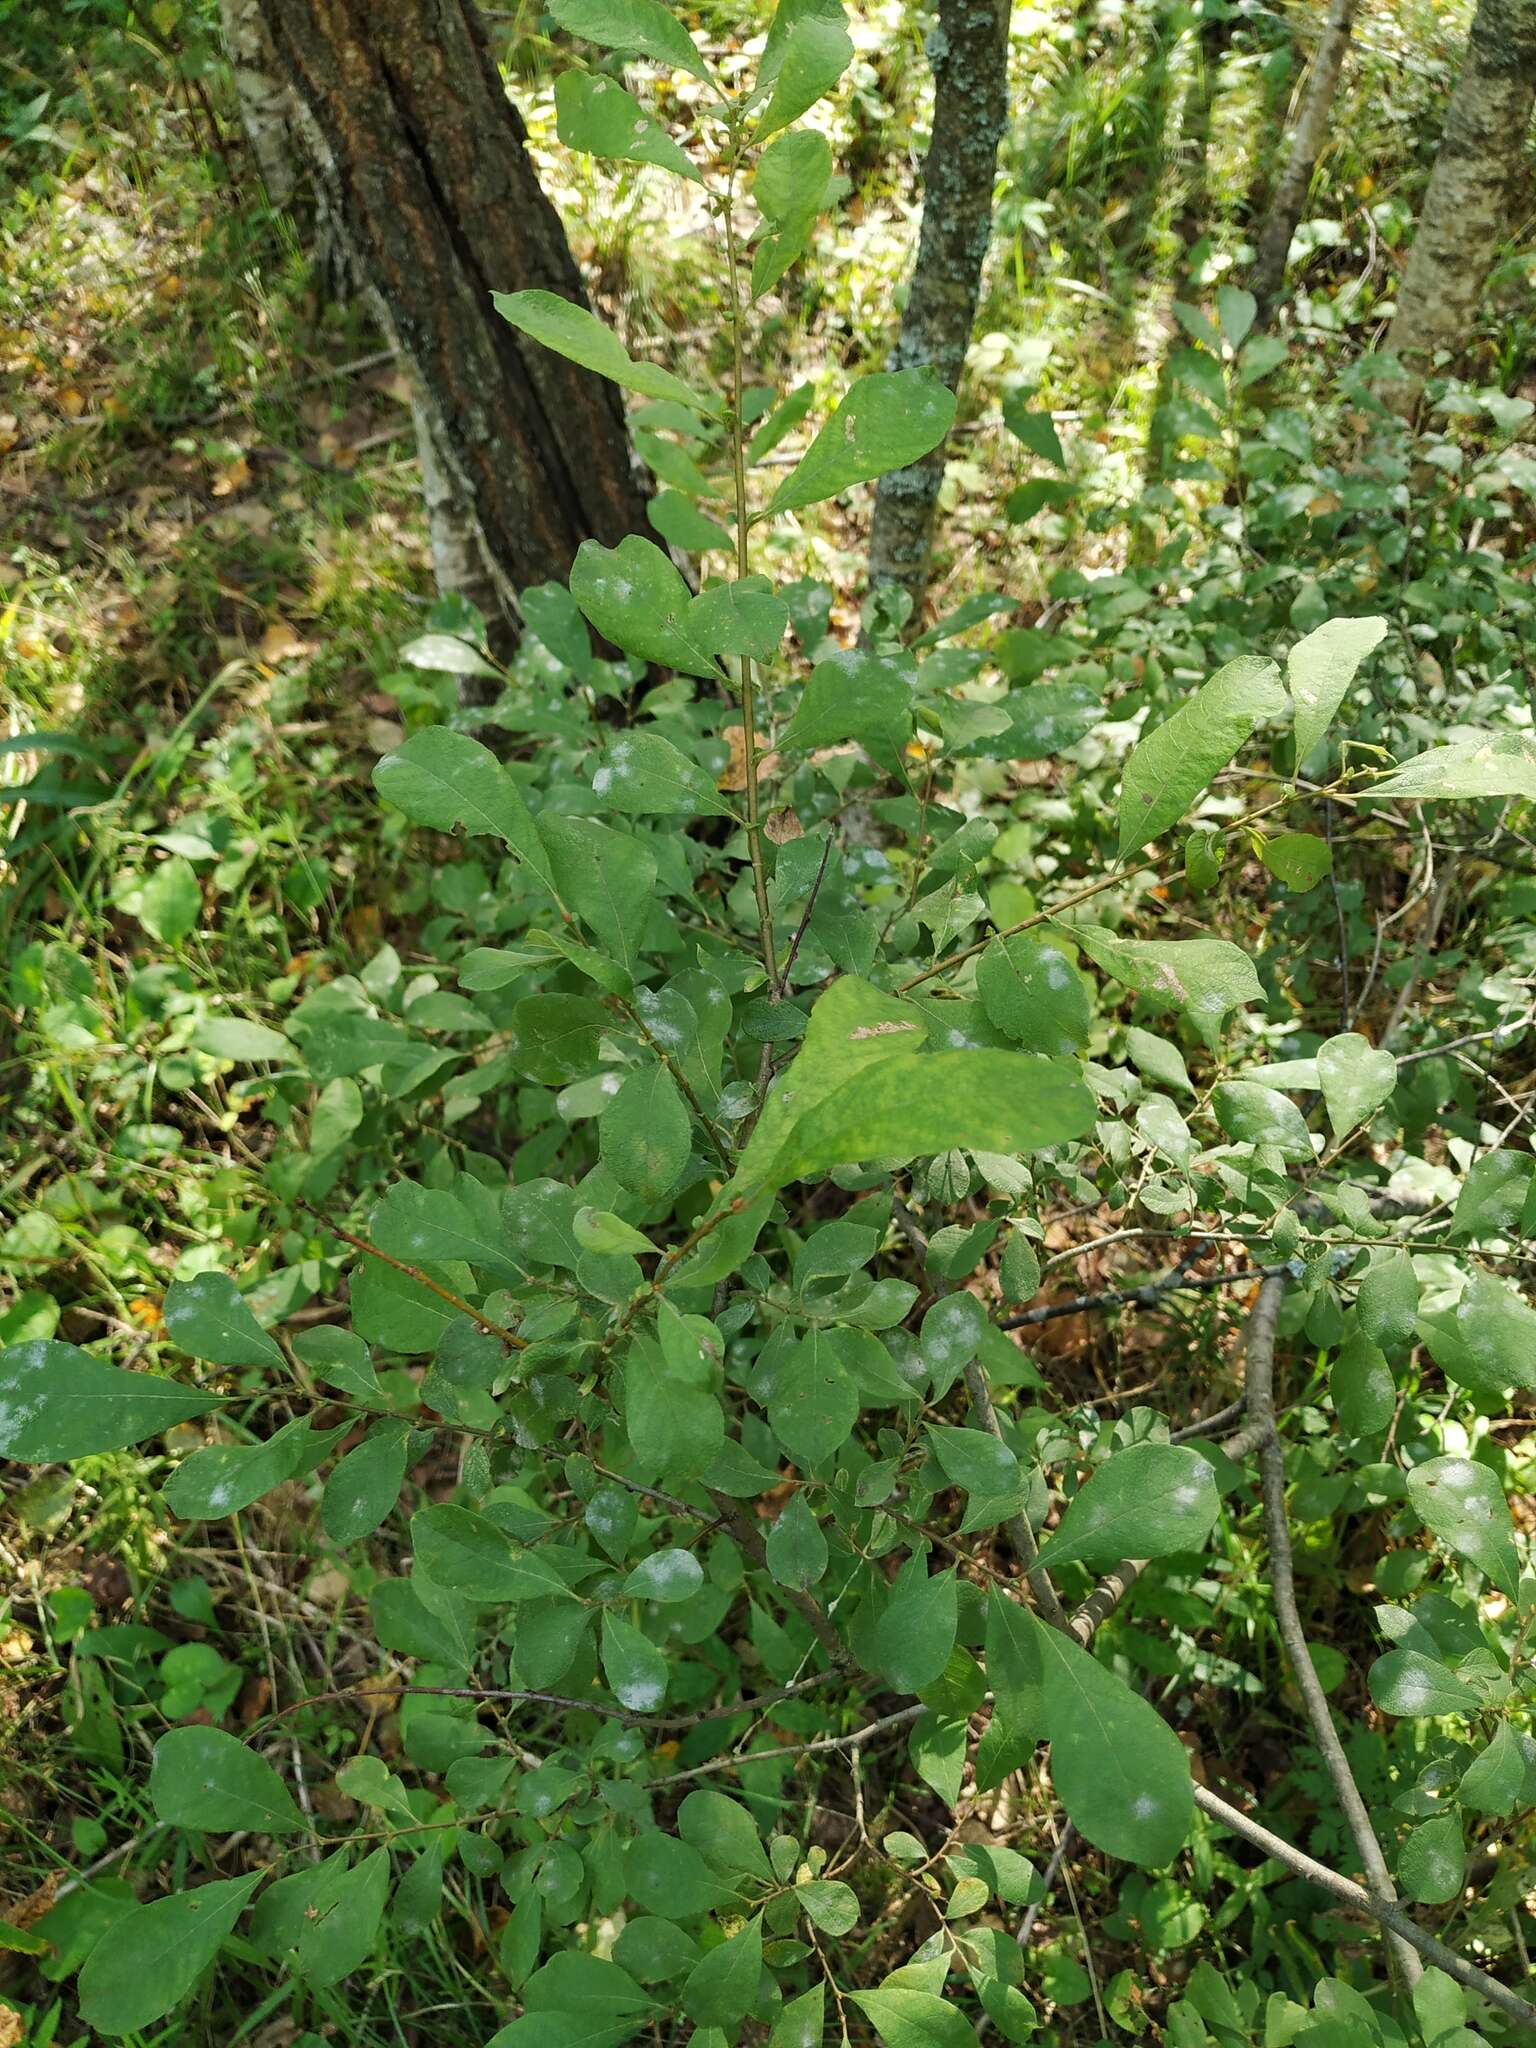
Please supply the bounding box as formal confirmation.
[1038,1441,1220,1571]
[1287,615,1387,763]
[1407,1455,1520,1599]
[0,1339,222,1461]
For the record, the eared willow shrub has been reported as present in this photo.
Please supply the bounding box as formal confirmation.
[6,1,1536,2039]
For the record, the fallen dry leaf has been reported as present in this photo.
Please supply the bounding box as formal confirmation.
[717,725,747,791]
[211,454,251,497]
[258,617,313,664]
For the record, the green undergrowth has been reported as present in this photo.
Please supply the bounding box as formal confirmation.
[3,4,1536,2047]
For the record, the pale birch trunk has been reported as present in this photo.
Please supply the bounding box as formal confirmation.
[1384,0,1536,407]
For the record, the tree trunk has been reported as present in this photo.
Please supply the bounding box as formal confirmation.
[219,0,298,207]
[1384,0,1536,408]
[1249,0,1360,321]
[867,0,1011,613]
[255,0,650,645]
[1145,0,1234,481]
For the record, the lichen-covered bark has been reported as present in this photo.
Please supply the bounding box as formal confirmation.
[256,0,650,641]
[1385,0,1536,406]
[868,0,1011,609]
[220,0,299,206]
[1249,0,1359,320]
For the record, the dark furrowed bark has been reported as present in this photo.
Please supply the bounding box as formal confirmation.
[257,0,651,643]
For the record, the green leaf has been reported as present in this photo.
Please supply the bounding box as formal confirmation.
[1418,1269,1536,1400]
[1117,656,1285,857]
[512,993,611,1083]
[164,1272,284,1368]
[554,69,702,180]
[780,648,913,754]
[765,1492,829,1589]
[976,934,1091,1054]
[494,288,720,416]
[798,1876,859,1933]
[602,1063,693,1202]
[1368,1648,1481,1718]
[852,1986,982,2048]
[688,576,790,661]
[166,1415,332,1520]
[767,370,957,515]
[575,1206,654,1256]
[873,1569,958,1693]
[678,1789,774,1881]
[1002,396,1065,466]
[549,0,710,74]
[985,1586,1047,1746]
[594,733,733,827]
[373,727,554,889]
[1330,1331,1394,1436]
[0,1339,222,1461]
[1075,925,1263,1050]
[601,1611,669,1712]
[927,1422,1020,1500]
[626,1329,725,1483]
[752,130,835,296]
[733,978,1093,1196]
[293,1325,378,1401]
[650,490,733,552]
[1038,1442,1220,1571]
[137,853,201,942]
[400,630,498,678]
[1406,1455,1519,1599]
[1316,1032,1396,1138]
[756,10,853,137]
[1398,1813,1464,1905]
[1452,1151,1534,1240]
[771,1986,826,2047]
[1036,1614,1193,1864]
[1259,831,1332,891]
[1216,284,1256,349]
[683,1912,762,2027]
[623,1547,704,1603]
[1372,731,1536,804]
[1357,1249,1419,1354]
[1458,1721,1526,1816]
[371,1180,524,1287]
[1210,1080,1314,1161]
[568,534,719,676]
[77,1873,260,2035]
[538,814,658,977]
[1125,1026,1193,1097]
[322,1420,410,1544]
[411,1504,576,1605]
[947,1842,1041,1906]
[1286,615,1388,763]
[296,1848,390,1985]
[193,1016,294,1063]
[487,2019,636,2048]
[150,1726,303,1834]
[768,1331,859,1466]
